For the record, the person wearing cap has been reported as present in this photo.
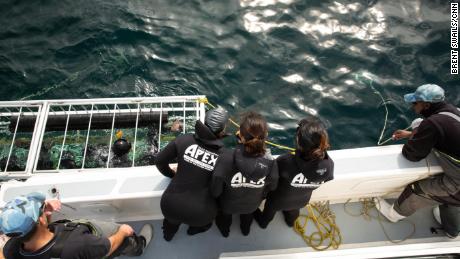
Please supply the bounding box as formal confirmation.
[155,107,229,241]
[376,84,460,230]
[210,111,278,237]
[0,192,153,258]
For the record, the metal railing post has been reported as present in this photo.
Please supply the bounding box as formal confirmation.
[106,104,117,168]
[4,107,22,172]
[158,102,163,150]
[132,103,140,167]
[56,105,72,170]
[81,104,94,169]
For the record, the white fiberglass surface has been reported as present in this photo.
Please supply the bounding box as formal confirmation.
[121,202,447,259]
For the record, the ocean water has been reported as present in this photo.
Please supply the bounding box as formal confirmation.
[0,0,458,152]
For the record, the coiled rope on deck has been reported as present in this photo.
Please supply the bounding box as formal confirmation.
[343,198,416,244]
[198,97,296,152]
[293,202,342,251]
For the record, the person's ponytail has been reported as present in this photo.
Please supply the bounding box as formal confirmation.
[242,137,266,156]
[239,111,268,156]
[296,117,330,160]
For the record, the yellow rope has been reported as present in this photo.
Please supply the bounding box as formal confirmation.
[198,97,296,152]
[343,198,416,244]
[293,202,342,251]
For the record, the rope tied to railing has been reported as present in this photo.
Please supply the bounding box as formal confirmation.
[198,97,296,152]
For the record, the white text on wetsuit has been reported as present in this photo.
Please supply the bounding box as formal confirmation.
[290,173,323,188]
[183,144,218,171]
[231,172,266,188]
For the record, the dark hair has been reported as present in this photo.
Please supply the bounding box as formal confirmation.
[239,111,268,156]
[296,117,330,160]
[17,203,45,242]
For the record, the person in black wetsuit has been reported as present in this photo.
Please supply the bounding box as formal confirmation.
[254,116,334,228]
[211,111,278,237]
[155,107,229,241]
[376,84,460,237]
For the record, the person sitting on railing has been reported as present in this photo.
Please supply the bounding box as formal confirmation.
[210,111,278,237]
[254,116,334,229]
[0,192,153,259]
[376,84,460,237]
[155,107,229,241]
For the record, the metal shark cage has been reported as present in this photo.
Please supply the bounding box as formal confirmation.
[0,96,206,179]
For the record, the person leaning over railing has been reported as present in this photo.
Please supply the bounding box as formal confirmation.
[254,116,334,228]
[0,192,152,259]
[155,107,229,241]
[376,84,460,238]
[210,111,278,237]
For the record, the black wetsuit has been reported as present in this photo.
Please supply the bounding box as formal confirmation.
[210,145,278,235]
[256,152,334,228]
[155,120,224,237]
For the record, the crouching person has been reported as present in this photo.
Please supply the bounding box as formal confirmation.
[1,192,152,259]
[376,84,460,238]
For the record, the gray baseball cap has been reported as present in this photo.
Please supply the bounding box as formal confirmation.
[404,84,445,103]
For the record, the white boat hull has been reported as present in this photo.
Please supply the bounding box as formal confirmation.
[0,144,442,222]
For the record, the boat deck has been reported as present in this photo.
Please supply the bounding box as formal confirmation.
[121,201,454,259]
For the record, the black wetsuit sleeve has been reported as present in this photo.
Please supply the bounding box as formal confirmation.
[268,160,279,191]
[155,140,178,178]
[210,151,229,198]
[402,120,437,162]
[210,176,224,198]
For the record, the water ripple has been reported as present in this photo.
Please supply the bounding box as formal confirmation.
[0,0,457,150]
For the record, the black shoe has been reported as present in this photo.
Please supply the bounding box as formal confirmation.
[253,209,268,229]
[163,232,174,241]
[284,218,294,227]
[240,224,250,236]
[163,230,174,242]
[216,225,230,238]
[162,220,179,242]
[187,224,212,236]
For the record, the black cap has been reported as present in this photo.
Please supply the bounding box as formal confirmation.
[205,107,229,135]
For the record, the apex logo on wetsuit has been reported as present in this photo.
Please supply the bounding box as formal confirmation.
[230,172,266,188]
[316,168,327,175]
[290,173,323,188]
[183,144,218,171]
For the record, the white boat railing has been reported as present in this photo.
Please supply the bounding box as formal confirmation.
[0,96,206,179]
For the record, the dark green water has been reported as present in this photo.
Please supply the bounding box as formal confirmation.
[1,0,459,151]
